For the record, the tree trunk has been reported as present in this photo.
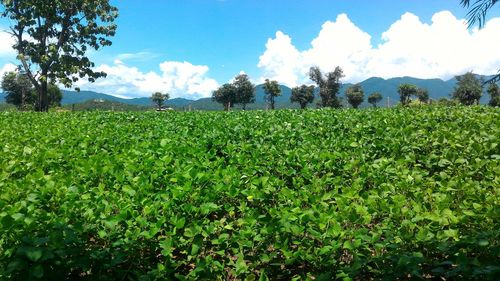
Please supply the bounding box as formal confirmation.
[270,97,275,110]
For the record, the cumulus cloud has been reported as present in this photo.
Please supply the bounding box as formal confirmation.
[74,60,219,99]
[258,11,500,86]
[0,30,16,57]
[0,63,17,79]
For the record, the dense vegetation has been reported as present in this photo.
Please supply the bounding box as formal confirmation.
[0,107,498,280]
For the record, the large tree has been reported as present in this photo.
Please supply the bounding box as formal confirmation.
[151,92,169,110]
[263,79,281,110]
[291,85,315,109]
[345,84,365,109]
[367,92,383,108]
[453,72,483,105]
[1,0,118,112]
[487,82,500,107]
[213,83,237,111]
[398,84,418,106]
[309,66,344,108]
[233,74,255,110]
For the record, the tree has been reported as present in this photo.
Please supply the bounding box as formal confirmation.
[398,84,418,106]
[487,83,500,107]
[345,84,365,109]
[213,83,237,111]
[151,92,169,110]
[1,71,36,109]
[291,85,315,109]
[1,0,118,112]
[309,66,344,108]
[416,88,430,103]
[233,74,255,110]
[453,72,483,105]
[367,92,383,108]
[263,79,281,110]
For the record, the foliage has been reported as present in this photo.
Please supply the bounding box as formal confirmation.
[367,92,383,108]
[345,84,365,109]
[290,85,315,109]
[1,71,62,110]
[416,88,430,103]
[0,0,118,111]
[64,100,150,111]
[487,83,500,107]
[453,72,483,105]
[461,0,499,28]
[151,92,170,110]
[398,84,418,106]
[233,74,255,110]
[212,83,237,111]
[1,71,36,110]
[0,107,499,280]
[47,84,62,108]
[263,79,281,110]
[309,66,344,108]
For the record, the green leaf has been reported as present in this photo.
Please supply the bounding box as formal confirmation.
[25,248,43,262]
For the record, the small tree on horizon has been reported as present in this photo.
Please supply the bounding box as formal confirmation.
[368,92,383,108]
[453,72,483,105]
[234,74,255,110]
[416,88,430,103]
[212,83,237,111]
[263,79,281,110]
[291,85,315,109]
[398,84,418,106]
[151,92,169,110]
[345,84,365,109]
[309,66,344,108]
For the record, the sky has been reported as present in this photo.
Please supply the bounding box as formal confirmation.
[0,0,499,99]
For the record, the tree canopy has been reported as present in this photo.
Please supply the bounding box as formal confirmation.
[263,79,281,110]
[233,74,255,110]
[368,92,383,108]
[291,85,315,109]
[453,72,483,105]
[398,84,418,106]
[151,92,170,110]
[309,66,344,108]
[345,84,365,109]
[212,83,237,111]
[1,0,118,111]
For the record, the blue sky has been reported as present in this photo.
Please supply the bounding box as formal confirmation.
[1,0,499,99]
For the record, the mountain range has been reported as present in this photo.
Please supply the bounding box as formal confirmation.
[0,76,493,110]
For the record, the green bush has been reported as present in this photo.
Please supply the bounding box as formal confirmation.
[0,107,499,280]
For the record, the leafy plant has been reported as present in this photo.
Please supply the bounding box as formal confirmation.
[0,107,498,280]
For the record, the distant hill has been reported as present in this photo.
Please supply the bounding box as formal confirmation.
[1,76,495,109]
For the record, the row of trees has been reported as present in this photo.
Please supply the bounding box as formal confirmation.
[1,71,62,110]
[212,67,386,110]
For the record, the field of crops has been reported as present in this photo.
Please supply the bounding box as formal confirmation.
[0,107,499,280]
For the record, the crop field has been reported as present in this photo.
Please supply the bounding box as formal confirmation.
[0,107,499,280]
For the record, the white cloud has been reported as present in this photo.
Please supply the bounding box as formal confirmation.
[0,30,16,57]
[74,60,219,99]
[258,11,500,86]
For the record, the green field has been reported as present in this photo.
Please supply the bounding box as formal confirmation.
[0,107,499,280]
